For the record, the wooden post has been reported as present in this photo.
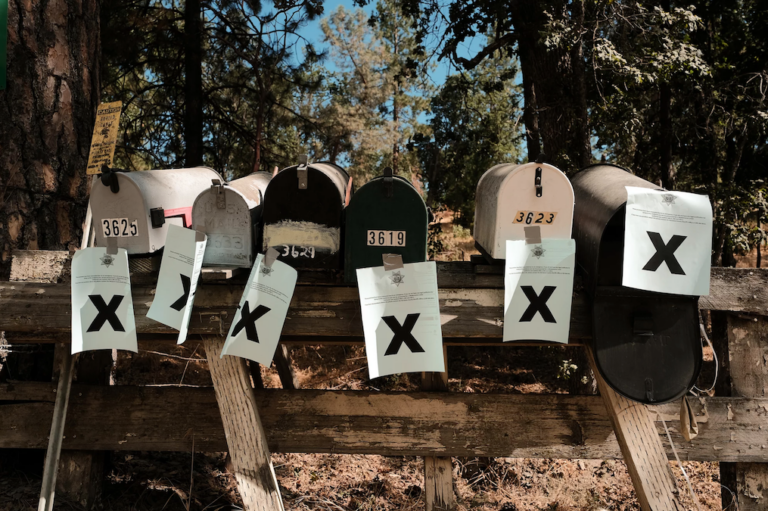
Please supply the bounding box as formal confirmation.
[586,348,682,511]
[421,346,455,511]
[203,335,284,510]
[718,314,768,510]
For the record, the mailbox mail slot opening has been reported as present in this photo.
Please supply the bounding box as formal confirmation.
[344,172,428,282]
[262,162,350,269]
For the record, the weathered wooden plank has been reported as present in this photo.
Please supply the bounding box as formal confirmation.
[0,281,590,341]
[203,336,284,511]
[421,346,455,511]
[587,348,682,511]
[2,383,767,462]
[1,267,764,343]
[719,315,768,510]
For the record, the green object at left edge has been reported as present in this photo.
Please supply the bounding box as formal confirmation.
[0,0,7,90]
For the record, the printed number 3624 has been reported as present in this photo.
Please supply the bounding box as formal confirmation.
[513,211,557,225]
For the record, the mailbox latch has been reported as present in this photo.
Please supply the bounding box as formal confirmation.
[633,312,654,337]
[297,154,309,190]
[150,208,166,228]
[383,166,393,198]
[535,167,543,197]
[211,179,226,209]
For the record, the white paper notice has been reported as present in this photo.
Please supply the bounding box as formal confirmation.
[356,261,445,378]
[71,248,137,354]
[623,187,712,296]
[147,224,207,343]
[503,239,575,344]
[221,253,297,365]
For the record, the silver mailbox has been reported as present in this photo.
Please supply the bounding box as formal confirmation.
[191,171,272,267]
[90,167,222,255]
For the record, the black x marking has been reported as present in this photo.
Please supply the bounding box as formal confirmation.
[232,301,271,343]
[519,286,557,323]
[170,274,191,311]
[642,231,686,275]
[87,295,125,332]
[382,314,425,356]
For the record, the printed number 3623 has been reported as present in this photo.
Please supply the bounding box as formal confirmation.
[513,211,556,225]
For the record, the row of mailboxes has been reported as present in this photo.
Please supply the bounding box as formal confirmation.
[91,161,702,404]
[90,162,430,275]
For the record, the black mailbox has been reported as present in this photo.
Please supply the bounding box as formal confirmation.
[572,163,701,404]
[262,160,351,269]
[344,168,428,283]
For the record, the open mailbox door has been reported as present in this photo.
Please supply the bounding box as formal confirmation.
[474,162,574,263]
[192,171,272,267]
[344,168,428,283]
[261,160,350,269]
[90,167,222,256]
[572,163,702,404]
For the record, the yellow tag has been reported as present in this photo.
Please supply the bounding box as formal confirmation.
[512,211,558,225]
[86,101,122,175]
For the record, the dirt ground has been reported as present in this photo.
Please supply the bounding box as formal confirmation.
[0,218,730,510]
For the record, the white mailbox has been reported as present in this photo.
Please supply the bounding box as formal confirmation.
[191,171,272,267]
[473,162,574,262]
[90,167,222,255]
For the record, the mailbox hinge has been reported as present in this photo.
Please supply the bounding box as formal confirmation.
[211,179,226,209]
[297,154,309,190]
[383,166,393,198]
[535,167,543,198]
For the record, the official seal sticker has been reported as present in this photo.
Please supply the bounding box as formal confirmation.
[389,271,405,287]
[661,194,677,206]
[260,265,274,277]
[100,254,115,268]
[530,245,546,259]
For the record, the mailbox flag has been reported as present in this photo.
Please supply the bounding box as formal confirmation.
[356,261,445,378]
[622,187,712,296]
[503,239,575,344]
[221,253,297,365]
[71,247,137,354]
[147,224,207,343]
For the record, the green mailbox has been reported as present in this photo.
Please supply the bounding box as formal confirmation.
[344,168,429,283]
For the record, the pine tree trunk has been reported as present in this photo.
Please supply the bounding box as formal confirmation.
[512,0,591,170]
[184,0,204,167]
[0,0,100,279]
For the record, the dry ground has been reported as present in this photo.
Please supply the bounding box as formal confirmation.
[0,216,729,510]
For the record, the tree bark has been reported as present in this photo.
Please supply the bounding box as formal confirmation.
[0,0,100,279]
[184,0,204,167]
[511,0,591,171]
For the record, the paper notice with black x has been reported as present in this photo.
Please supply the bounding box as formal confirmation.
[147,224,207,343]
[71,247,137,354]
[220,252,297,365]
[503,239,575,344]
[356,261,444,378]
[622,186,712,296]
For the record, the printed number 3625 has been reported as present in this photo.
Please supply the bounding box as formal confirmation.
[513,211,557,225]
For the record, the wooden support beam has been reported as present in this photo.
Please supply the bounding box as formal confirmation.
[421,346,455,511]
[586,348,682,511]
[203,336,284,511]
[719,314,768,510]
[3,383,767,462]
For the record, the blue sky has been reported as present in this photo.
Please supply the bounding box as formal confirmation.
[297,0,484,87]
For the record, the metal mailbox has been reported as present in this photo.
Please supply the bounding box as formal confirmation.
[262,160,351,269]
[91,167,222,255]
[344,168,428,283]
[191,171,272,267]
[572,163,701,404]
[474,161,574,262]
